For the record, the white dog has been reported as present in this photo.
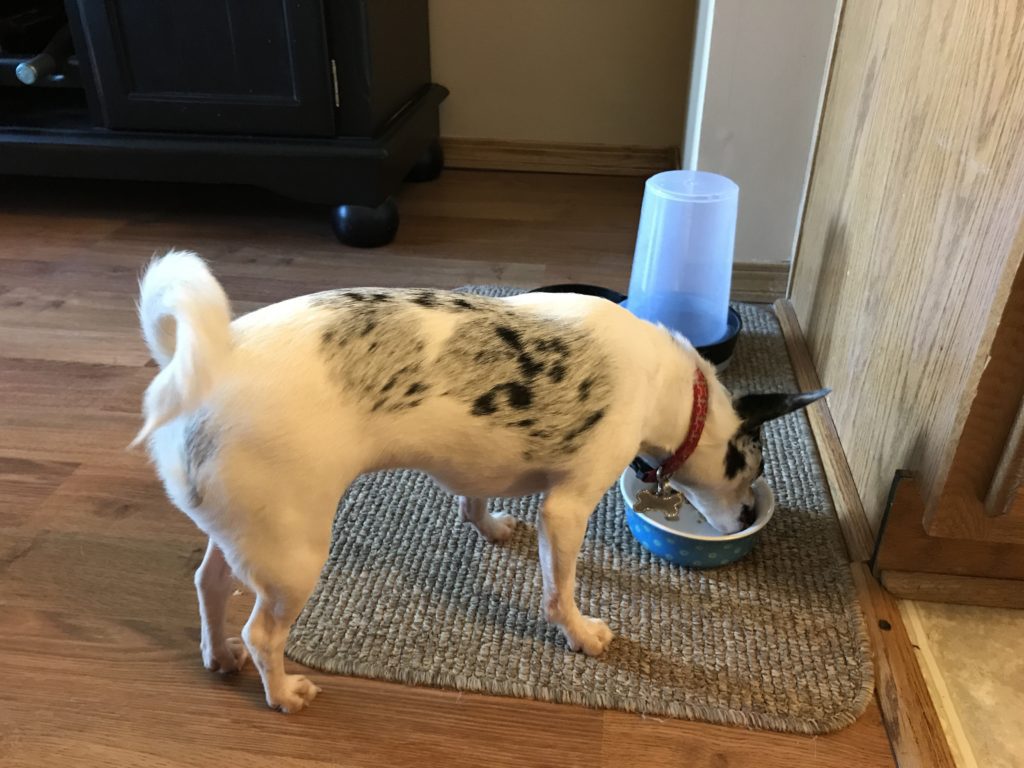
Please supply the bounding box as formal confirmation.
[133,250,826,713]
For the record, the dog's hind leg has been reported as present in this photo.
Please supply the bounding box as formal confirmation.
[232,483,346,715]
[459,496,516,543]
[240,542,326,714]
[243,590,321,712]
[537,486,613,656]
[195,538,248,673]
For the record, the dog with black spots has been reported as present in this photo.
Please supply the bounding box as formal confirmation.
[132,251,827,713]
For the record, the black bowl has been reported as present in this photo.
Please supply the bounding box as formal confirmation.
[529,283,627,304]
[698,307,742,369]
[530,283,742,369]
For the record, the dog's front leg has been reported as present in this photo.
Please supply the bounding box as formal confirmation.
[537,489,613,656]
[195,539,248,673]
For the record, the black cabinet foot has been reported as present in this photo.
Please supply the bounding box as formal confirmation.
[330,197,399,248]
[405,138,444,182]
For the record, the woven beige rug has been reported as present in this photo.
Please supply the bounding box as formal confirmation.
[286,295,873,734]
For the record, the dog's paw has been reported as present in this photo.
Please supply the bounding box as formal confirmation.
[202,636,249,674]
[268,674,322,714]
[565,616,614,657]
[477,512,517,543]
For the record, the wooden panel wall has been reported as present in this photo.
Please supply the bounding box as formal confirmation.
[790,1,1024,529]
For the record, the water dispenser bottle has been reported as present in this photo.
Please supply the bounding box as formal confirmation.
[625,170,739,347]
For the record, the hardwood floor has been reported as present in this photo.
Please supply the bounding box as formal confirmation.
[0,171,894,767]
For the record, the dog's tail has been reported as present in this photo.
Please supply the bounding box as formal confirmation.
[130,250,233,447]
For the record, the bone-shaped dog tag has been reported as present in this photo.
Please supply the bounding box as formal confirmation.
[634,489,684,521]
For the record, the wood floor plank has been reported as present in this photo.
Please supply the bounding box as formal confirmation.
[0,171,894,767]
[852,563,957,768]
[0,657,605,768]
[601,702,894,768]
[29,458,188,538]
[0,456,79,526]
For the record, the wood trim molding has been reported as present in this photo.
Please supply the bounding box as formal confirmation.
[773,299,876,561]
[442,138,679,177]
[732,263,790,303]
[852,563,958,768]
[880,570,1024,610]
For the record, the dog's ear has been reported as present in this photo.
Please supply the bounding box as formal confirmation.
[733,388,830,431]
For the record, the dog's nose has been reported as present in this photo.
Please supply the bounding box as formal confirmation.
[739,503,756,529]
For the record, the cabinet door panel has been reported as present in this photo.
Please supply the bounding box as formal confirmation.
[72,0,334,136]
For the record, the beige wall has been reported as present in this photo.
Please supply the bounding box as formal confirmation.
[696,0,841,264]
[428,0,694,147]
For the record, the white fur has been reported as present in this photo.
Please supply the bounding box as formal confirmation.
[135,250,757,713]
[132,251,232,446]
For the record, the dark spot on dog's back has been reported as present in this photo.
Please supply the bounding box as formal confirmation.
[518,353,544,378]
[405,382,428,396]
[472,382,533,415]
[369,292,391,303]
[504,382,533,409]
[472,391,498,416]
[361,320,377,337]
[412,291,439,308]
[452,297,475,310]
[724,440,747,479]
[563,409,605,443]
[513,418,536,428]
[495,326,524,351]
[578,377,594,401]
[548,363,566,383]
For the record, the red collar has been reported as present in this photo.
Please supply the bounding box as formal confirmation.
[641,368,709,483]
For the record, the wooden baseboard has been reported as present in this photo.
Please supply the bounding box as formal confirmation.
[442,137,679,177]
[880,570,1024,610]
[773,299,876,561]
[852,563,958,768]
[732,263,791,304]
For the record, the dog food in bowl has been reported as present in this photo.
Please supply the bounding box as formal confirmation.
[619,470,775,568]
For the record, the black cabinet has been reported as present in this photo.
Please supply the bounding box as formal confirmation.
[68,0,336,137]
[0,0,447,247]
[327,0,430,137]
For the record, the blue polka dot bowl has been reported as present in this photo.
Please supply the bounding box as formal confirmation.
[619,471,775,568]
